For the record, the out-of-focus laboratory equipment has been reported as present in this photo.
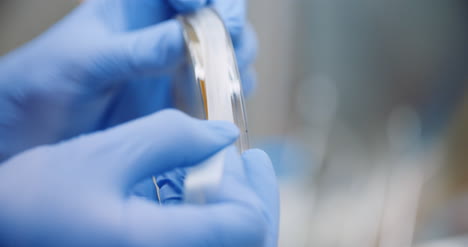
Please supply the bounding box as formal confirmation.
[250,0,468,246]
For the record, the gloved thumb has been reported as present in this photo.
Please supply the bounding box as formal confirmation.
[67,109,238,189]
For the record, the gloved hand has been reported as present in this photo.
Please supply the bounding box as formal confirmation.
[0,110,278,247]
[0,0,257,161]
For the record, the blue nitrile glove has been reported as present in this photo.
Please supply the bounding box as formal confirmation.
[0,110,279,247]
[0,0,257,161]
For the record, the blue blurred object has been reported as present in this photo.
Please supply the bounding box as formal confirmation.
[257,137,310,179]
[0,0,256,162]
[0,110,278,247]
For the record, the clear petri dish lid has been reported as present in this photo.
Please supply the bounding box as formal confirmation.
[175,7,249,152]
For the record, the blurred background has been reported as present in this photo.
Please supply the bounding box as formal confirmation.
[2,0,468,246]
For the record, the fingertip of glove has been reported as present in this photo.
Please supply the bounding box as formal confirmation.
[111,19,186,75]
[242,149,274,169]
[170,0,208,12]
[243,149,269,159]
[204,121,240,142]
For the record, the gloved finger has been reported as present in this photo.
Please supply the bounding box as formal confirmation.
[107,10,251,79]
[156,168,186,204]
[211,0,246,43]
[88,0,207,30]
[80,0,170,32]
[242,150,279,222]
[123,200,266,246]
[169,0,208,12]
[100,75,173,128]
[235,23,258,71]
[122,147,268,247]
[243,149,280,247]
[71,109,239,189]
[210,146,251,202]
[102,20,185,81]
